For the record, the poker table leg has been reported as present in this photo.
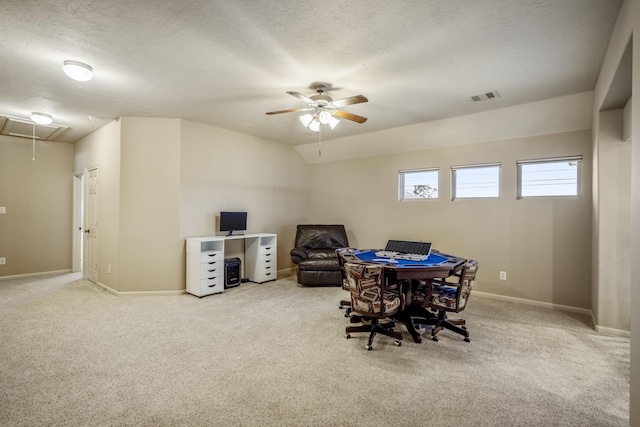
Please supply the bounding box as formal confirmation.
[393,310,422,343]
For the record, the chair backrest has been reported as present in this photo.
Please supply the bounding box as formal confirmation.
[344,262,401,317]
[294,224,349,249]
[430,259,479,313]
[457,259,478,311]
[336,247,351,291]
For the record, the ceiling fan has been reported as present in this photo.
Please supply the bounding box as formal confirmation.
[265,82,368,131]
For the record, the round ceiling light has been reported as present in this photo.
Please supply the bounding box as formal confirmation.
[30,112,53,125]
[62,60,94,81]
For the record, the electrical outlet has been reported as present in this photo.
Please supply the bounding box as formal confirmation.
[499,271,507,281]
[0,257,6,265]
[0,207,5,214]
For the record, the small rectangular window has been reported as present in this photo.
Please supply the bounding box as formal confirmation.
[451,163,500,200]
[399,169,439,200]
[517,156,582,198]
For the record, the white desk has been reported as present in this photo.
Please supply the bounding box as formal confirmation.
[185,233,277,297]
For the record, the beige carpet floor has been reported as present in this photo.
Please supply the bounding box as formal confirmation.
[0,272,630,426]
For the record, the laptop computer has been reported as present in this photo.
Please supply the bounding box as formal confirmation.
[384,239,432,256]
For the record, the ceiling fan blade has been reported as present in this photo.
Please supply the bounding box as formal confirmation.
[286,91,316,105]
[265,107,312,115]
[329,94,368,108]
[333,110,368,124]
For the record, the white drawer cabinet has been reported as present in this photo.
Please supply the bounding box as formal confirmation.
[186,233,277,297]
[186,241,225,297]
[245,234,277,284]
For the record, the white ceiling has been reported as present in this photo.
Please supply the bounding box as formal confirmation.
[0,0,622,145]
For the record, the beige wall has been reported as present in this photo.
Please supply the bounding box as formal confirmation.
[119,118,182,292]
[592,0,637,421]
[73,117,308,292]
[179,120,308,271]
[296,92,593,164]
[74,119,122,291]
[0,136,74,276]
[308,130,593,309]
[594,109,631,332]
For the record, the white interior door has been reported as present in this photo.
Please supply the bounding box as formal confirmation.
[84,167,99,283]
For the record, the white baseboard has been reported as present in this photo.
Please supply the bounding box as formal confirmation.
[0,269,73,281]
[473,290,593,316]
[94,269,298,296]
[277,267,296,278]
[595,324,631,338]
[473,291,630,337]
[96,281,185,297]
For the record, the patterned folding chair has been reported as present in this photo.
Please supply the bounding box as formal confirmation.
[415,259,478,342]
[343,262,404,350]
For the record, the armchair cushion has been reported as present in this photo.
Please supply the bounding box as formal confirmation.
[292,225,349,251]
[290,225,349,286]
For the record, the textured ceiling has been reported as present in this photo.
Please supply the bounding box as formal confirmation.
[0,0,622,145]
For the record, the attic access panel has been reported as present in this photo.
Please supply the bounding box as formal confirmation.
[0,115,68,141]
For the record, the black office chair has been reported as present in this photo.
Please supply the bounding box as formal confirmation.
[414,259,478,342]
[343,261,404,350]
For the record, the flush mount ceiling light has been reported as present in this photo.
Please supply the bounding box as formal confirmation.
[30,112,53,125]
[62,60,94,81]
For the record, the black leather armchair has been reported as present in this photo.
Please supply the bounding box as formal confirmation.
[290,224,349,286]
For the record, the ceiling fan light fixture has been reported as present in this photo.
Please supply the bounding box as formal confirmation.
[318,110,332,124]
[308,119,320,132]
[299,114,314,127]
[30,112,53,125]
[62,60,94,81]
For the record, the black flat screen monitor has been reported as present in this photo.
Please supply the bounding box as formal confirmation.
[219,211,247,236]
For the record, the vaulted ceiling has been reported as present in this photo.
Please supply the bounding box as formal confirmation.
[0,0,622,145]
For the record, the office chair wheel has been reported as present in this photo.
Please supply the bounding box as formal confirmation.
[345,334,351,339]
[365,344,373,351]
[464,337,470,343]
[394,340,401,347]
[431,336,439,342]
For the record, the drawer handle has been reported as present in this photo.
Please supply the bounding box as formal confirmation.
[264,247,271,250]
[265,266,271,269]
[207,261,217,265]
[266,273,271,276]
[207,254,218,257]
[207,282,216,287]
[265,260,271,263]
[207,269,216,272]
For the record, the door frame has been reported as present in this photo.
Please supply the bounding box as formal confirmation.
[84,166,99,283]
[72,173,84,273]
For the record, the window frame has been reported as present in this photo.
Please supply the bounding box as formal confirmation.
[451,163,501,200]
[516,156,583,199]
[398,168,440,201]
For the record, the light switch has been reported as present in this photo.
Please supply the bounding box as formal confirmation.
[0,207,5,214]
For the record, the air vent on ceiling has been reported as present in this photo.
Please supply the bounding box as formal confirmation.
[469,90,501,102]
[0,115,68,141]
